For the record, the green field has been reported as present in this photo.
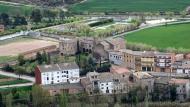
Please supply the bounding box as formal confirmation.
[70,0,190,13]
[0,3,35,16]
[125,23,190,49]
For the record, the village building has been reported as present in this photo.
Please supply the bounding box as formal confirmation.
[35,62,80,85]
[42,83,84,95]
[140,51,155,72]
[132,72,154,93]
[81,72,130,95]
[175,54,184,61]
[78,37,96,53]
[108,51,123,65]
[169,78,190,102]
[0,24,4,32]
[59,38,78,56]
[35,62,81,95]
[153,77,171,100]
[154,52,175,72]
[119,49,138,70]
[173,60,190,74]
[93,38,126,60]
[110,65,130,74]
[120,49,155,72]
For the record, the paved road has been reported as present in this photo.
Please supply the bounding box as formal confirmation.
[0,71,35,82]
[0,83,33,89]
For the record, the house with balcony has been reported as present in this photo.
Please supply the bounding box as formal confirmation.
[154,52,175,72]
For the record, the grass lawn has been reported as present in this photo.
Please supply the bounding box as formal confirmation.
[0,75,9,79]
[0,56,17,64]
[0,2,35,16]
[70,0,190,13]
[0,86,32,92]
[125,23,190,49]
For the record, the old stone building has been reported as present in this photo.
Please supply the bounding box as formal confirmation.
[93,37,126,60]
[78,37,96,53]
[81,71,130,95]
[59,38,78,56]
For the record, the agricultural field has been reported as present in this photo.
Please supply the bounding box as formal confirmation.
[0,37,58,56]
[125,23,190,50]
[0,2,35,16]
[70,0,190,13]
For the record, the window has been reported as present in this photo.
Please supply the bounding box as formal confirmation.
[57,76,59,78]
[47,77,49,80]
[64,71,68,74]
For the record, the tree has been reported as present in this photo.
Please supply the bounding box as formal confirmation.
[170,85,177,101]
[36,52,43,64]
[30,9,42,23]
[13,15,27,26]
[2,64,14,72]
[15,66,25,79]
[18,55,25,66]
[32,85,52,107]
[5,93,13,107]
[47,53,51,64]
[59,11,65,20]
[59,93,68,107]
[43,10,56,22]
[42,51,48,64]
[0,93,4,107]
[0,13,10,26]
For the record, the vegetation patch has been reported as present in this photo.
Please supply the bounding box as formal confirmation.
[0,56,17,64]
[0,79,30,86]
[125,23,190,51]
[0,2,34,16]
[70,0,190,13]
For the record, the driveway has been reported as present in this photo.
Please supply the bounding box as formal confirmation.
[0,83,33,89]
[0,70,35,82]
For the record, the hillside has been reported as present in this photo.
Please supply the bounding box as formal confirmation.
[70,0,190,13]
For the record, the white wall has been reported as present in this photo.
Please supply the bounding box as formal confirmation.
[41,68,80,85]
[99,82,113,94]
[109,53,123,65]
